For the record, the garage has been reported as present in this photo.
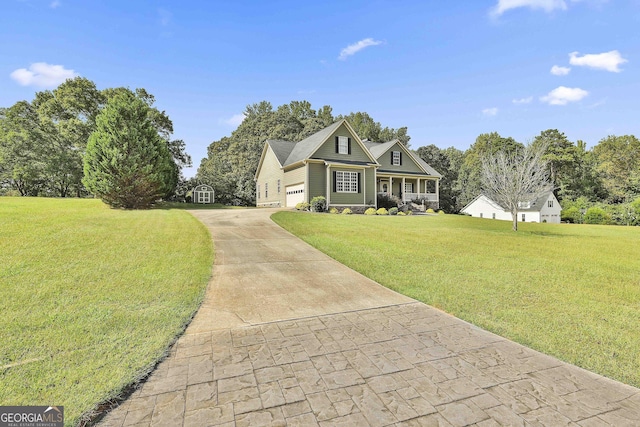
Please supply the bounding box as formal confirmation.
[285,183,305,207]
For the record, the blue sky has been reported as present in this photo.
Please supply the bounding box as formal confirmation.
[2,0,638,177]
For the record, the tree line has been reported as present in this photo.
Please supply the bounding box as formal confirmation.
[0,77,190,206]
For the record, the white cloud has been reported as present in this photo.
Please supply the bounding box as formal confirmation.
[338,38,383,60]
[10,62,78,87]
[540,86,588,105]
[569,50,627,72]
[482,107,499,116]
[223,113,245,127]
[512,96,533,104]
[550,65,571,75]
[491,0,567,16]
[50,0,61,8]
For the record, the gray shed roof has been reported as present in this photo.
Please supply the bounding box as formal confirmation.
[518,191,554,212]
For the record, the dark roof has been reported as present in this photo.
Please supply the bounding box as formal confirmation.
[283,120,344,166]
[265,140,296,166]
[518,192,554,212]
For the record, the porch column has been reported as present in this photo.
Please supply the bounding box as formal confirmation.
[402,177,406,202]
[435,179,440,209]
[326,164,331,206]
[390,177,393,196]
[417,178,421,197]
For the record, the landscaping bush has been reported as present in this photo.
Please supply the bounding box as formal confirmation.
[341,208,353,215]
[295,202,310,211]
[584,207,611,224]
[438,210,445,215]
[329,207,339,214]
[426,208,435,214]
[407,210,413,216]
[310,196,326,212]
[397,211,406,216]
[389,207,398,215]
[377,193,402,209]
[364,207,377,215]
[376,207,389,215]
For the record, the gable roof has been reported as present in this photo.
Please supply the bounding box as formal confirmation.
[364,139,443,178]
[265,139,297,166]
[284,119,379,166]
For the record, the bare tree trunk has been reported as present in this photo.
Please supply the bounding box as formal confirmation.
[512,208,518,231]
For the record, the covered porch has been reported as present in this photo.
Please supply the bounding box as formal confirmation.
[376,174,439,207]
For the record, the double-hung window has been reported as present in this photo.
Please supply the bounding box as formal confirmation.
[335,171,358,193]
[338,136,349,154]
[392,151,401,166]
[265,182,268,198]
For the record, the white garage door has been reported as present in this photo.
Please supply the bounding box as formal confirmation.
[285,183,305,207]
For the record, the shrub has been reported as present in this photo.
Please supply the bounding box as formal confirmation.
[561,206,581,223]
[295,202,310,211]
[426,208,435,214]
[310,196,326,212]
[364,207,377,215]
[438,210,445,215]
[397,211,406,216]
[376,207,389,215]
[377,193,402,209]
[389,207,398,215]
[407,210,413,216]
[341,208,353,215]
[584,207,611,224]
[329,207,339,214]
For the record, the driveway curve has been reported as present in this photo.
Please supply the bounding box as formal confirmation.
[100,208,640,426]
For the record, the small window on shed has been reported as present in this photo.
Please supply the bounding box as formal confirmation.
[548,200,553,207]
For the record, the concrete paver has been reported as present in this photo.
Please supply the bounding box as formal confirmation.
[99,208,640,426]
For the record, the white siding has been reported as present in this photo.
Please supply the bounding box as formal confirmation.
[462,195,512,220]
[539,193,562,224]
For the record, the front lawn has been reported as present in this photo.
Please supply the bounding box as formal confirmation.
[0,198,213,426]
[272,212,640,388]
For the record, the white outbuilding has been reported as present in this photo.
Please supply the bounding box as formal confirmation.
[192,184,215,204]
[461,191,561,224]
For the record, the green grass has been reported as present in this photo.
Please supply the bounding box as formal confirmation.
[0,197,213,426]
[272,212,640,388]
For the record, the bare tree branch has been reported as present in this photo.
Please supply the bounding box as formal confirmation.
[481,142,554,231]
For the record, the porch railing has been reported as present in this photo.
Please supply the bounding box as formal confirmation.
[378,192,437,203]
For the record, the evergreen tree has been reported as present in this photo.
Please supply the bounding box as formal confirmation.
[82,91,175,209]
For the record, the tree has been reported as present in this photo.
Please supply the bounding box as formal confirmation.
[458,132,523,210]
[592,135,640,203]
[481,143,554,231]
[415,145,463,213]
[336,111,411,146]
[82,91,176,209]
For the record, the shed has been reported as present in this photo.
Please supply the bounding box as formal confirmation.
[192,184,215,204]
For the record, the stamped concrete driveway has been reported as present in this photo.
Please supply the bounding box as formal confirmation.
[100,208,640,426]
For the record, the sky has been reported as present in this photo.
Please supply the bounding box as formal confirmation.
[1,0,639,178]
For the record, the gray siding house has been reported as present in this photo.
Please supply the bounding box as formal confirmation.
[255,120,442,209]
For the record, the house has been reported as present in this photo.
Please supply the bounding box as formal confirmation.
[192,184,215,204]
[461,192,561,223]
[254,119,442,210]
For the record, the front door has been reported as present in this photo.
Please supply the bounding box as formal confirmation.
[379,181,389,193]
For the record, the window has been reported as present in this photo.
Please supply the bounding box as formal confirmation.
[492,213,496,219]
[548,200,553,207]
[277,179,281,194]
[480,213,483,218]
[338,136,349,154]
[392,151,401,166]
[404,183,413,193]
[522,213,526,222]
[335,171,358,193]
[265,182,268,198]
